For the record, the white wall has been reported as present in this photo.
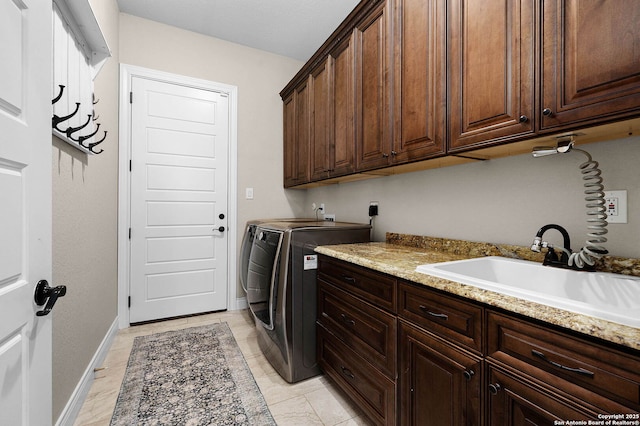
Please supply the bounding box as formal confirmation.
[305,136,640,259]
[52,0,120,421]
[118,14,307,298]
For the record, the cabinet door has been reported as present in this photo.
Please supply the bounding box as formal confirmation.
[310,59,332,182]
[355,0,392,171]
[448,0,535,151]
[330,34,356,177]
[399,321,481,426]
[540,0,640,130]
[282,92,297,187]
[487,366,602,425]
[284,79,311,187]
[392,0,446,163]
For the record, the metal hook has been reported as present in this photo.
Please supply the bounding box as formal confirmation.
[92,110,99,121]
[76,123,101,148]
[52,102,80,132]
[66,114,92,141]
[92,93,99,105]
[52,85,65,105]
[88,131,107,154]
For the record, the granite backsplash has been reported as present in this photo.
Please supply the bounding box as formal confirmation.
[385,232,640,277]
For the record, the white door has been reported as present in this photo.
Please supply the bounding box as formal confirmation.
[129,77,229,323]
[0,0,53,425]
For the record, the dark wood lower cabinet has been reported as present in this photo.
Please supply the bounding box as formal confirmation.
[317,255,640,425]
[399,321,481,426]
[317,326,396,426]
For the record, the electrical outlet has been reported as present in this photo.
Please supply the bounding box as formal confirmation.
[319,203,325,213]
[369,201,379,217]
[604,190,627,224]
[245,188,254,199]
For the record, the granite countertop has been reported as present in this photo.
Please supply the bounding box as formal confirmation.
[314,234,640,352]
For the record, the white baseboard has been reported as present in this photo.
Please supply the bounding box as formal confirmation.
[235,296,247,310]
[55,317,119,426]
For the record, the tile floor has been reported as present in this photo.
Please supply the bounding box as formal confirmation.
[74,309,373,425]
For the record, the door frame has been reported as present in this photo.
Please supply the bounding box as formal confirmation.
[117,64,238,328]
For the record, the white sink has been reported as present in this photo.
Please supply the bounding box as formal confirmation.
[416,256,640,328]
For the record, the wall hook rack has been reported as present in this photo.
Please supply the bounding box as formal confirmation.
[52,99,108,155]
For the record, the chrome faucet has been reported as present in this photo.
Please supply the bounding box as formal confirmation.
[531,224,573,268]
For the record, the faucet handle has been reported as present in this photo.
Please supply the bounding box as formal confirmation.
[531,237,542,252]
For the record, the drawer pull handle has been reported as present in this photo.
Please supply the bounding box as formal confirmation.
[341,275,356,283]
[340,314,356,326]
[419,305,448,320]
[531,350,595,378]
[340,366,355,379]
[488,383,501,395]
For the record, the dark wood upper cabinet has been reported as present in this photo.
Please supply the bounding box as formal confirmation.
[448,0,536,152]
[282,92,297,187]
[330,35,357,178]
[355,0,393,171]
[309,37,357,182]
[540,0,640,130]
[309,59,332,182]
[283,79,310,188]
[392,0,447,162]
[282,0,640,186]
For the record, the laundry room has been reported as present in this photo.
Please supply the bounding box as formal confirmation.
[2,0,638,425]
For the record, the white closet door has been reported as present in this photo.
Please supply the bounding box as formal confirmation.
[129,76,229,323]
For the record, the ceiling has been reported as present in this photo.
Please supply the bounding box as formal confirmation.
[116,0,361,62]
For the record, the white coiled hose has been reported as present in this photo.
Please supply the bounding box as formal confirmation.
[568,148,608,268]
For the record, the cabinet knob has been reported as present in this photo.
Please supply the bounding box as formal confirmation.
[488,383,501,395]
[391,150,397,156]
[519,115,528,123]
[463,369,475,381]
[382,153,389,158]
[542,108,553,117]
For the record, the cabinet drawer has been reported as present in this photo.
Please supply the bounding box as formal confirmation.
[318,256,397,312]
[398,281,483,354]
[487,365,606,424]
[318,279,396,378]
[487,311,640,410]
[318,325,396,426]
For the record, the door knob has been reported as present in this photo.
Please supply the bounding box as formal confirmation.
[34,280,67,316]
[217,226,225,232]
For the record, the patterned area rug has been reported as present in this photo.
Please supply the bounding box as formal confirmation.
[110,323,275,425]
